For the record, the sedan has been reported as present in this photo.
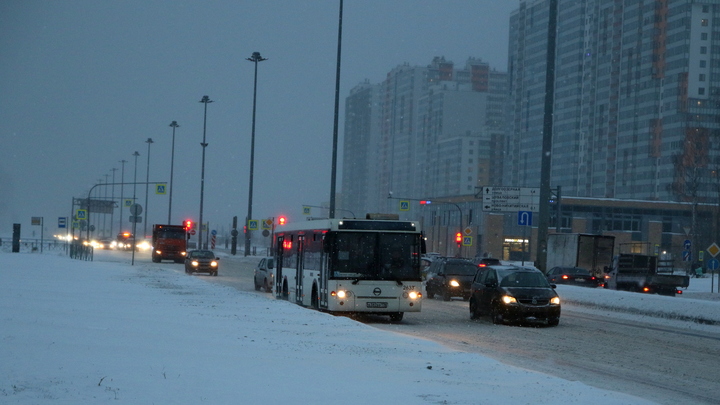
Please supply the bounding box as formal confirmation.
[469,265,560,326]
[253,257,274,293]
[184,250,219,276]
[546,266,603,288]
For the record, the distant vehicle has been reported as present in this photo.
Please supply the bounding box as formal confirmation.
[469,265,561,326]
[254,257,274,293]
[546,233,615,279]
[151,224,187,263]
[546,266,603,288]
[184,250,219,276]
[608,254,689,296]
[425,258,478,301]
[116,231,135,250]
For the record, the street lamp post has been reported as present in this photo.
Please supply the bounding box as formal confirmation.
[244,51,267,256]
[103,173,109,237]
[168,121,179,224]
[329,0,343,219]
[199,95,213,250]
[118,160,127,234]
[131,151,140,265]
[110,167,117,238]
[143,138,154,238]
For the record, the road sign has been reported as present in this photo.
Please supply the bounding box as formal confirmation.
[517,211,532,226]
[399,201,410,211]
[462,236,473,247]
[707,243,720,257]
[464,227,472,236]
[708,258,720,271]
[262,219,273,230]
[211,229,217,236]
[124,199,133,207]
[130,204,143,216]
[76,209,87,220]
[156,184,167,194]
[31,216,42,226]
[190,229,196,235]
[58,217,67,228]
[684,239,691,250]
[303,206,311,215]
[248,220,259,231]
[129,216,142,223]
[481,187,540,212]
[682,250,691,262]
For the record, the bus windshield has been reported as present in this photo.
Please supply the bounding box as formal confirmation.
[332,232,421,281]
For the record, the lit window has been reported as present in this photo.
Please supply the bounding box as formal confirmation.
[701,19,708,26]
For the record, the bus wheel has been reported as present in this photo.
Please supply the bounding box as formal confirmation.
[389,312,404,323]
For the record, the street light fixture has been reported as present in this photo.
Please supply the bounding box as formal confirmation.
[198,95,213,249]
[168,121,179,224]
[244,51,267,256]
[143,137,154,238]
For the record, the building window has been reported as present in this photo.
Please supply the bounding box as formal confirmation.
[703,5,709,13]
[699,87,706,95]
[701,46,708,54]
[700,60,707,68]
[701,19,709,26]
[700,73,706,82]
[702,32,709,40]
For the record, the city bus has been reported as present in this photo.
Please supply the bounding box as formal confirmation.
[273,214,425,322]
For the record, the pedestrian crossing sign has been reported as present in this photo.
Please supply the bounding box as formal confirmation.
[156,184,167,194]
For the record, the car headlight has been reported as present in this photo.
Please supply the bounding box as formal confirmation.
[550,297,560,305]
[192,261,199,267]
[210,261,218,267]
[449,280,460,287]
[501,295,517,304]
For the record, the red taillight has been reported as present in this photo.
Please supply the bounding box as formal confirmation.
[562,275,569,279]
[643,287,651,292]
[478,263,486,267]
[590,276,596,280]
[677,290,683,294]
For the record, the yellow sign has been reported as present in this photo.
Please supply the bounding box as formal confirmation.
[262,219,273,230]
[303,206,311,215]
[248,220,259,231]
[76,209,88,220]
[399,201,410,211]
[156,184,167,194]
[707,243,720,257]
[462,236,473,247]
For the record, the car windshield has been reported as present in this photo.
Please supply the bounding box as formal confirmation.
[498,271,551,288]
[444,262,477,275]
[332,232,421,281]
[191,251,215,259]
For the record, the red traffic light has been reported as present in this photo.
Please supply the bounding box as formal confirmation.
[455,232,462,243]
[184,219,194,230]
[278,216,287,225]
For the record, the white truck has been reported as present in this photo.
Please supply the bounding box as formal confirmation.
[546,233,615,278]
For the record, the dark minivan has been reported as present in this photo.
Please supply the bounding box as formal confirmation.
[425,258,478,301]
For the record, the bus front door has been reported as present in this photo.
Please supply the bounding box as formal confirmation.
[295,235,305,306]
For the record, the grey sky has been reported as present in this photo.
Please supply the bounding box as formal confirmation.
[0,0,519,239]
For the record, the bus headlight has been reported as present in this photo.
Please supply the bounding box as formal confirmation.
[408,291,421,300]
[332,290,347,298]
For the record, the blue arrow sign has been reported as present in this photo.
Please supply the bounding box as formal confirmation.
[708,258,719,270]
[518,211,532,226]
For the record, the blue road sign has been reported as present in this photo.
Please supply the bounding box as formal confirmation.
[399,201,410,211]
[518,211,532,226]
[58,217,67,228]
[211,229,217,236]
[684,239,692,250]
[708,258,720,270]
[682,250,691,262]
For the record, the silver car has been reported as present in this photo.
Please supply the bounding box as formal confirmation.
[253,257,274,293]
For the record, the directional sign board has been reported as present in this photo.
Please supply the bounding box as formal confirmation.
[482,187,540,212]
[58,217,67,228]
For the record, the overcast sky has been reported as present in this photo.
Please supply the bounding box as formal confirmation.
[0,0,520,239]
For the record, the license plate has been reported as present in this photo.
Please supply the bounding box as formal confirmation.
[366,302,388,308]
[576,278,586,282]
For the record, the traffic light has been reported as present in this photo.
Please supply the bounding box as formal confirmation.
[278,216,287,225]
[184,219,194,230]
[455,232,462,248]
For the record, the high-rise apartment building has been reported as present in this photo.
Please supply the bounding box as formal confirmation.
[505,0,720,203]
[341,57,507,217]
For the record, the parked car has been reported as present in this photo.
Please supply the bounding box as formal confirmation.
[546,266,603,288]
[425,258,478,301]
[469,265,560,326]
[254,257,274,293]
[184,250,219,276]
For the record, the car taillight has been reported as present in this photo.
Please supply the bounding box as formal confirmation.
[562,275,569,279]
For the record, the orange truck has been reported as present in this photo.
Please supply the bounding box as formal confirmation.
[151,224,187,263]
